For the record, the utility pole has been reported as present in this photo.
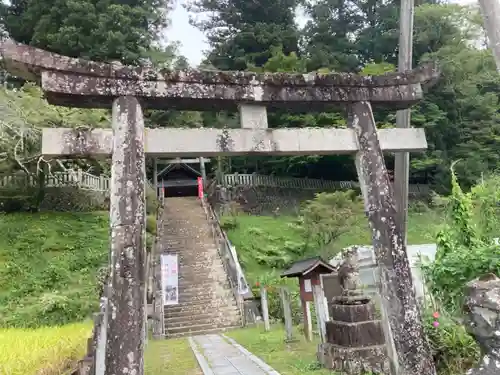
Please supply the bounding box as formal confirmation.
[478,0,500,71]
[394,0,414,246]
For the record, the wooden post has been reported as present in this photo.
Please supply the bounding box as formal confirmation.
[153,158,158,198]
[105,96,147,375]
[99,175,105,191]
[302,299,313,342]
[319,274,330,322]
[394,0,414,246]
[312,284,327,343]
[280,287,294,342]
[479,0,500,71]
[348,101,436,375]
[94,292,108,375]
[260,285,270,332]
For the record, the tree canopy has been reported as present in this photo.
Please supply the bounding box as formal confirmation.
[0,0,499,192]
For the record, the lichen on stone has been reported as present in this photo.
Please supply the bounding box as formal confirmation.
[464,274,500,375]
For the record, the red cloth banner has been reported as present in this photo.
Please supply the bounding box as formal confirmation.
[198,177,203,199]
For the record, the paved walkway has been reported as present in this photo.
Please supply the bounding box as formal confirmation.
[188,334,281,375]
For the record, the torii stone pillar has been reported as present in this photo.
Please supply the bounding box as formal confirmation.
[106,96,146,374]
[349,101,436,374]
[0,39,439,375]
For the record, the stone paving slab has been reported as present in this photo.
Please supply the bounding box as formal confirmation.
[189,334,280,375]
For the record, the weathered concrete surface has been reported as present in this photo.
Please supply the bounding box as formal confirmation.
[464,274,500,375]
[42,127,428,157]
[348,101,436,375]
[105,96,146,375]
[240,104,268,128]
[0,38,439,110]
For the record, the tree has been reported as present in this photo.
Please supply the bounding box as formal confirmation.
[410,4,500,190]
[0,83,110,210]
[187,0,301,70]
[303,0,364,72]
[0,0,170,64]
[299,191,364,258]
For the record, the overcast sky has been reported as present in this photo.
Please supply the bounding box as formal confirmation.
[167,0,477,66]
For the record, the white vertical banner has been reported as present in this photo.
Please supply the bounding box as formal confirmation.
[161,254,179,306]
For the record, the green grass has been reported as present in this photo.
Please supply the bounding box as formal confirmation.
[145,338,201,375]
[0,212,109,328]
[225,209,443,281]
[227,324,331,375]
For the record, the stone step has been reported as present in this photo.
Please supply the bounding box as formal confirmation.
[175,259,224,267]
[178,271,228,280]
[157,239,214,248]
[155,254,223,263]
[165,313,241,328]
[164,298,237,312]
[164,306,239,319]
[177,266,226,274]
[170,250,220,257]
[178,275,228,281]
[177,279,229,288]
[164,309,240,324]
[177,272,228,281]
[165,322,241,336]
[173,292,235,304]
[178,281,229,289]
[159,248,218,255]
[179,289,234,299]
[176,255,221,261]
[176,261,225,268]
[179,284,232,295]
[159,244,213,251]
[165,303,239,317]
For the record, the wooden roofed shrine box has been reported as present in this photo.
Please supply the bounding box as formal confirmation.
[281,256,336,341]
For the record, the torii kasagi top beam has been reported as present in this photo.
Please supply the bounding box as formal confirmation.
[0,39,439,158]
[0,38,438,111]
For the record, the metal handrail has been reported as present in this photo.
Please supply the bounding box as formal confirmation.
[200,195,252,322]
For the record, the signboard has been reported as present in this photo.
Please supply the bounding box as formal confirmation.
[160,254,179,305]
[304,279,312,293]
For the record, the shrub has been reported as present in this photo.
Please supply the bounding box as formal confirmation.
[420,165,499,374]
[422,308,479,374]
[146,214,157,235]
[421,243,500,310]
[39,187,108,212]
[298,190,363,259]
[409,200,430,213]
[253,271,303,324]
[421,166,500,310]
[146,183,159,215]
[0,322,92,375]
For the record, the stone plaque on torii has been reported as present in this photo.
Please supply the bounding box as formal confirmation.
[0,39,439,375]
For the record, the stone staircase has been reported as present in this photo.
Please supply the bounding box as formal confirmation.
[157,196,242,338]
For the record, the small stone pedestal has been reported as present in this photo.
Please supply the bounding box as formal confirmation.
[317,296,391,374]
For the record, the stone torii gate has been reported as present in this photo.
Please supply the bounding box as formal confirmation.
[0,39,439,375]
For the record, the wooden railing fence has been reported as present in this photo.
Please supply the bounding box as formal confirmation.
[1,170,429,196]
[0,170,110,191]
[222,173,430,195]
